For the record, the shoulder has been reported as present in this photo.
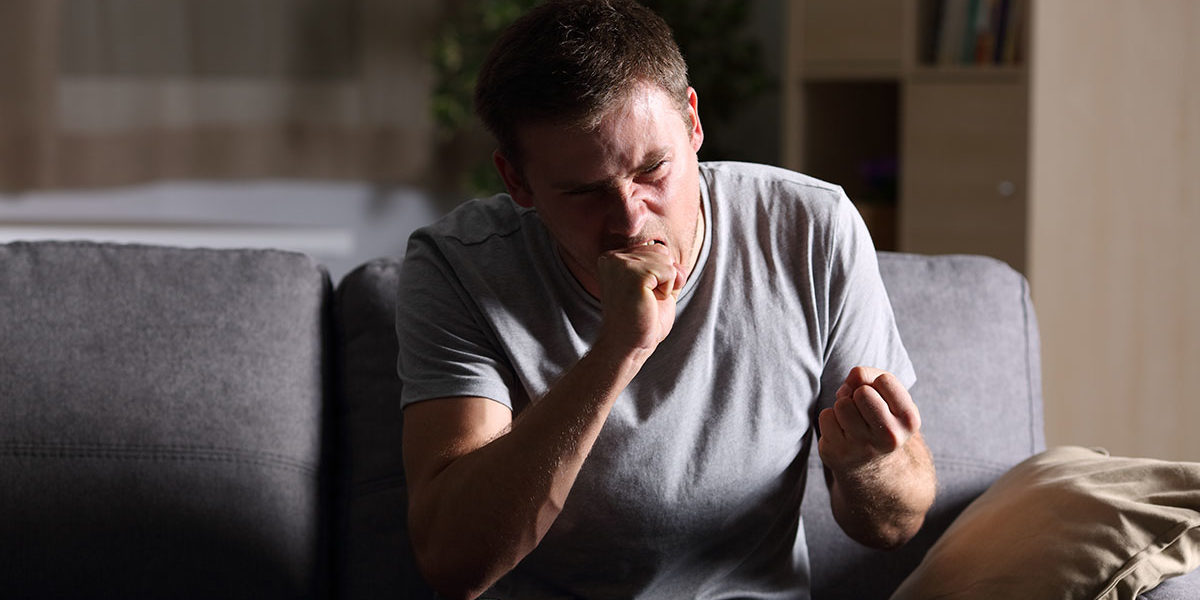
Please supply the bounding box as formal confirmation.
[400,193,547,298]
[701,161,845,202]
[699,161,853,221]
[411,194,535,249]
[700,161,859,242]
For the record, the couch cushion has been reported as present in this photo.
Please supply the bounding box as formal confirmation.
[0,241,331,599]
[891,446,1200,600]
[803,252,1045,599]
[346,252,1046,598]
[333,257,437,598]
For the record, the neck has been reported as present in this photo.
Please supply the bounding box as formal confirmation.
[684,192,706,276]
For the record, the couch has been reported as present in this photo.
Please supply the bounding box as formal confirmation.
[1,240,1196,599]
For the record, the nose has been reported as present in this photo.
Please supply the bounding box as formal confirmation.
[605,181,649,237]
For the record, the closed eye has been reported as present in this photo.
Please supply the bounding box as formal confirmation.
[639,160,669,179]
[561,157,669,196]
[565,184,607,196]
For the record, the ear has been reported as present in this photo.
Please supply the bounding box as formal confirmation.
[493,150,534,208]
[686,86,704,153]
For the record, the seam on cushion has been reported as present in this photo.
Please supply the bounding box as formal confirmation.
[1092,519,1200,599]
[0,441,310,465]
[0,442,316,476]
[352,474,407,496]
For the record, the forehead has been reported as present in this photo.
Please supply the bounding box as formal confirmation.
[516,85,688,179]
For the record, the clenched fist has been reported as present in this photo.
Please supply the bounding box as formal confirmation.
[595,241,685,353]
[818,366,922,474]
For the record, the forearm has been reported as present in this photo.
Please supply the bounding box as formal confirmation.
[826,431,936,549]
[407,337,649,598]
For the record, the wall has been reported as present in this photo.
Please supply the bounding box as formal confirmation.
[0,182,438,283]
[705,0,785,166]
[1029,1,1200,460]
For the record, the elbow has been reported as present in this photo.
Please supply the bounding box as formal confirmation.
[410,538,495,600]
[409,505,544,600]
[406,485,564,597]
[428,579,490,600]
[406,493,498,599]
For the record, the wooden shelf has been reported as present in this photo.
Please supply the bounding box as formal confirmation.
[786,0,1200,463]
[799,62,905,81]
[785,0,1029,263]
[907,64,1027,83]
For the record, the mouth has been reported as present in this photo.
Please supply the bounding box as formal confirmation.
[599,226,673,254]
[603,235,667,253]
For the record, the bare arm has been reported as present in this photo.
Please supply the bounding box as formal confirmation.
[818,367,937,549]
[402,243,684,599]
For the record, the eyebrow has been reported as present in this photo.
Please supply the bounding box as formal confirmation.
[555,149,671,194]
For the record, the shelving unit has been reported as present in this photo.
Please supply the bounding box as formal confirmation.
[784,0,1200,462]
[784,0,1028,270]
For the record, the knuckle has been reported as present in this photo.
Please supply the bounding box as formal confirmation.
[851,384,881,406]
[848,366,871,381]
[890,398,920,423]
[834,395,857,417]
[901,408,922,432]
[883,428,905,451]
[875,371,899,388]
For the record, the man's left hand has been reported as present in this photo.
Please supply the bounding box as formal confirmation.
[817,366,935,549]
[818,366,921,472]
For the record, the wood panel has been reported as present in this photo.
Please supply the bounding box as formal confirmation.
[1029,0,1200,460]
[799,0,906,73]
[785,0,1200,460]
[900,81,1028,272]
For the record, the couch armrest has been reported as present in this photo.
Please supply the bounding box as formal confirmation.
[0,241,332,598]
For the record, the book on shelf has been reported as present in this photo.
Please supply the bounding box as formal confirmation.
[932,0,1025,67]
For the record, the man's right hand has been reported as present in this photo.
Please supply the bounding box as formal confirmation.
[404,243,683,599]
[595,242,685,353]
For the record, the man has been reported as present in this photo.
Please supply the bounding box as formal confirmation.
[396,1,936,598]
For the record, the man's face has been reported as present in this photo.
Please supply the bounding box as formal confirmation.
[496,83,705,298]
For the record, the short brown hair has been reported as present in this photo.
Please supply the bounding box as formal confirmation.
[474,0,690,165]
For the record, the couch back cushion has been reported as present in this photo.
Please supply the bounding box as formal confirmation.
[0,241,332,599]
[802,252,1045,599]
[334,258,436,598]
[344,252,1045,598]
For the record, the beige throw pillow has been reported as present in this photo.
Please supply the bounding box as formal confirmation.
[891,446,1200,600]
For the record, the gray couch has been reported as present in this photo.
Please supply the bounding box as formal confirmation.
[1,240,1195,598]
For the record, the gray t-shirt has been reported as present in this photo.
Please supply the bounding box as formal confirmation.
[396,161,915,599]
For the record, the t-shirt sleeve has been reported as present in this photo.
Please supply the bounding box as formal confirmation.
[817,192,916,415]
[394,231,518,411]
